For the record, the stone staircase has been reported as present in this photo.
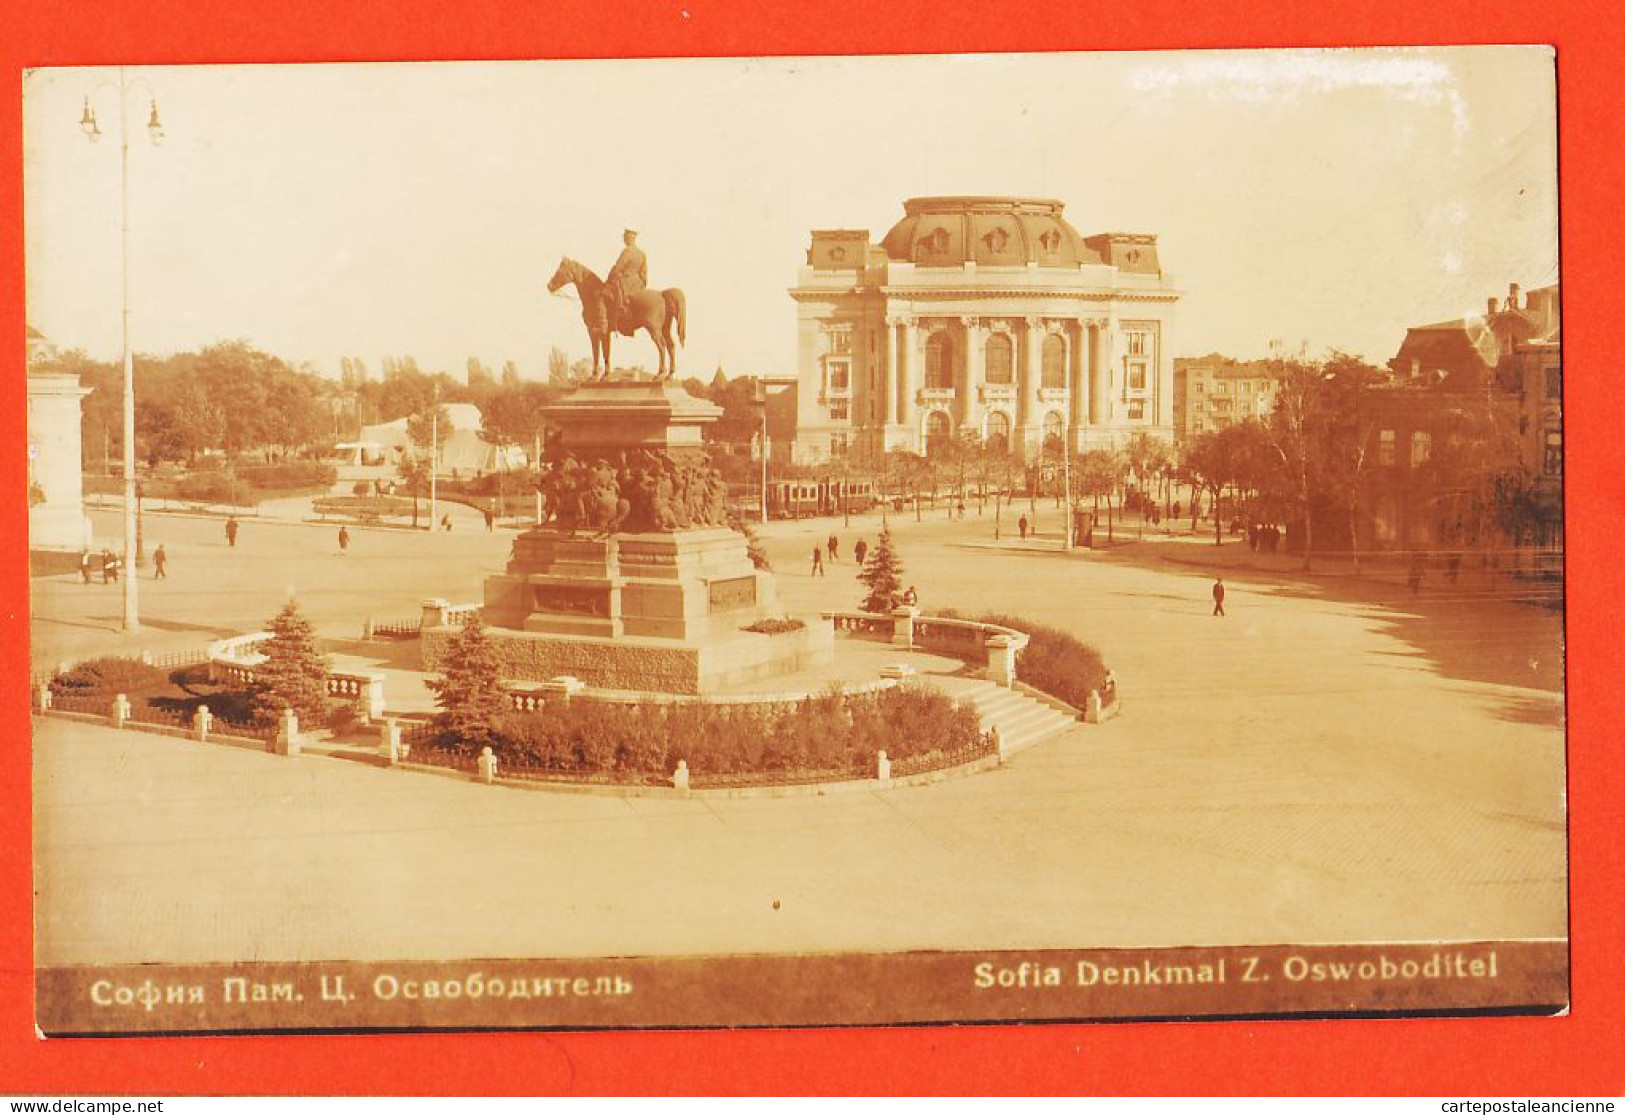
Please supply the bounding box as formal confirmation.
[952,679,1081,759]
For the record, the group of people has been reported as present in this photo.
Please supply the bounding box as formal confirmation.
[1247,523,1283,553]
[810,533,871,575]
[78,544,167,583]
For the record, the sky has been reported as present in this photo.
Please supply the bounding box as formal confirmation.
[23,47,1558,381]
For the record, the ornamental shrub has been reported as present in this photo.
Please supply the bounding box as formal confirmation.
[175,473,251,505]
[236,461,337,493]
[50,657,171,698]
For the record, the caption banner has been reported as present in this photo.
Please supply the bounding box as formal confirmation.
[37,940,1567,1034]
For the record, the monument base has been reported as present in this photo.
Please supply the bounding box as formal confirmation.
[482,527,777,641]
[423,618,835,695]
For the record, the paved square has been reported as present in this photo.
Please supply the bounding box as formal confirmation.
[33,506,1566,964]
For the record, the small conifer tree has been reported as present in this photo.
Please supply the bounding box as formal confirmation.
[251,599,332,725]
[857,524,904,613]
[425,614,509,750]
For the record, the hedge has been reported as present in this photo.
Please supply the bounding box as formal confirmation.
[234,461,337,493]
[422,683,985,778]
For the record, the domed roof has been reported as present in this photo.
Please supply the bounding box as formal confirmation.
[880,196,1101,268]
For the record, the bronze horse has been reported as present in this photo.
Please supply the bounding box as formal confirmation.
[547,257,687,380]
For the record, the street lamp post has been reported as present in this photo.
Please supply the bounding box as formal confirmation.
[80,68,163,633]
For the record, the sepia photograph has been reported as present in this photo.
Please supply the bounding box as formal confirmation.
[22,46,1566,1035]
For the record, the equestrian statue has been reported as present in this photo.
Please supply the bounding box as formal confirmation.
[547,230,687,380]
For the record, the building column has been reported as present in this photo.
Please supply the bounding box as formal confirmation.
[960,316,982,430]
[1068,320,1086,453]
[1018,316,1041,452]
[881,316,897,443]
[1088,318,1112,428]
[896,316,917,435]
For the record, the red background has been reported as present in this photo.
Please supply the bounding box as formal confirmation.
[3,0,1620,1096]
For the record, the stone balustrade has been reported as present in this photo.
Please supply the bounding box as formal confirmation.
[820,609,1030,686]
[207,631,385,720]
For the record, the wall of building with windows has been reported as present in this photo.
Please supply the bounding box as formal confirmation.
[789,197,1180,465]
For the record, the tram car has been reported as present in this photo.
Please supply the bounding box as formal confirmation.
[765,478,879,519]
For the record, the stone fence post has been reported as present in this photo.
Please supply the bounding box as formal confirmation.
[420,598,451,630]
[890,606,919,649]
[381,718,403,765]
[194,704,213,743]
[275,708,301,756]
[984,634,1018,687]
[1086,691,1105,724]
[672,759,690,796]
[876,749,892,785]
[363,674,386,721]
[36,683,52,712]
[543,676,586,705]
[477,745,498,784]
[111,693,131,729]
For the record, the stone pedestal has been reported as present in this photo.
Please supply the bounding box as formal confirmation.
[484,528,776,642]
[426,380,834,695]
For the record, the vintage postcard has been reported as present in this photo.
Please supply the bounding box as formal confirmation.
[23,47,1565,1034]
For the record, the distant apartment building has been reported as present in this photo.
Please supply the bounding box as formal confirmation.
[1172,354,1278,442]
[1363,282,1561,550]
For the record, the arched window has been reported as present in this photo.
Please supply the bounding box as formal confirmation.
[1041,333,1066,389]
[924,410,952,456]
[1042,411,1065,452]
[925,332,954,390]
[985,411,1011,454]
[984,333,1013,385]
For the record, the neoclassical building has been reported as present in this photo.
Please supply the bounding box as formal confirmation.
[788,196,1180,464]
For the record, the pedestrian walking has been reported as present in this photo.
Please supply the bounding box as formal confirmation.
[827,534,839,562]
[1211,576,1226,617]
[338,526,351,554]
[810,546,824,577]
[484,506,495,532]
[853,538,868,566]
[101,549,118,584]
[79,548,93,584]
[1018,514,1029,540]
[441,515,453,532]
[225,516,239,548]
[152,544,167,579]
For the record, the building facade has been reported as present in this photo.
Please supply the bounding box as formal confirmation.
[26,325,94,551]
[788,197,1180,464]
[1172,355,1279,443]
[1363,282,1561,550]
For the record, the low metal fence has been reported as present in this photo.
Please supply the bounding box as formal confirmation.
[889,735,999,779]
[370,618,421,639]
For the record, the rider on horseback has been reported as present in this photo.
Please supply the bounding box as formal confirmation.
[604,229,647,335]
